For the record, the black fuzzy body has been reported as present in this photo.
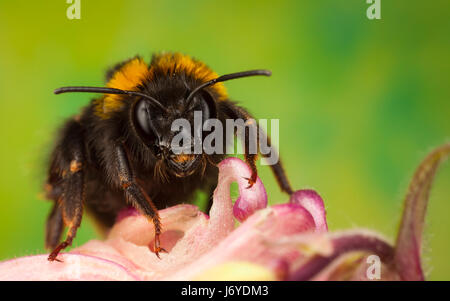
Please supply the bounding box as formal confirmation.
[47,70,226,230]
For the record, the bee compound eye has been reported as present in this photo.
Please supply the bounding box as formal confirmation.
[199,91,216,121]
[134,99,158,138]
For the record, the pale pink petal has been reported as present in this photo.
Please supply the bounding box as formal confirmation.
[165,203,317,280]
[0,253,139,281]
[290,189,328,232]
[101,205,210,279]
[217,158,268,222]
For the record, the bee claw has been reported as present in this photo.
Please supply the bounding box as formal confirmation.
[48,253,63,262]
[243,176,256,189]
[48,241,70,262]
[154,247,168,259]
[153,233,168,259]
[48,252,62,262]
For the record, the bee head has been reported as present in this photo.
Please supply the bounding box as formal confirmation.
[54,63,270,178]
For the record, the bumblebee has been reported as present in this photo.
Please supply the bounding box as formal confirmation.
[45,53,293,261]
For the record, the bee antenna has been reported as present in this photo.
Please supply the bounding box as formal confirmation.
[185,69,272,107]
[53,86,167,112]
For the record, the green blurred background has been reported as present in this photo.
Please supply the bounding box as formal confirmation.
[0,0,449,279]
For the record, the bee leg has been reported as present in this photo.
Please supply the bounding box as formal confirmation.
[257,130,293,194]
[242,121,259,189]
[44,176,65,250]
[115,144,167,258]
[220,101,293,194]
[47,155,85,262]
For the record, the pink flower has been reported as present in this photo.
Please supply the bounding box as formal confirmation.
[0,143,449,281]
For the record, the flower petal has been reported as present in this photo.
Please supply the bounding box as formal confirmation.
[290,189,328,232]
[216,158,268,222]
[193,261,277,281]
[0,253,139,281]
[100,204,211,278]
[288,230,395,281]
[165,203,317,280]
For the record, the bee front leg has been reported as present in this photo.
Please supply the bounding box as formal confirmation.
[48,154,85,262]
[114,144,166,258]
